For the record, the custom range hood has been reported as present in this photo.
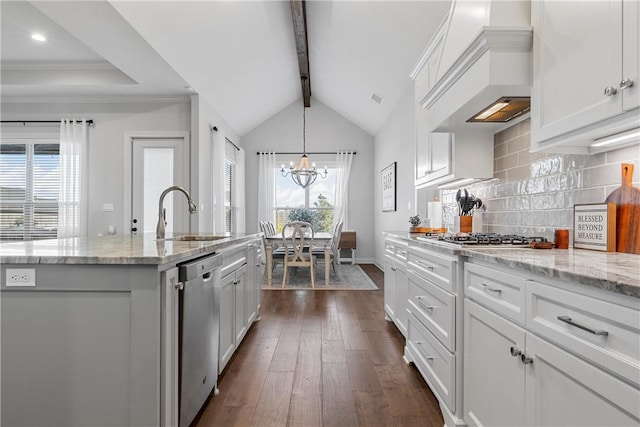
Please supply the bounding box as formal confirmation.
[413,0,533,135]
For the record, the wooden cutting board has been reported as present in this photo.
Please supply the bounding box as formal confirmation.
[605,163,640,254]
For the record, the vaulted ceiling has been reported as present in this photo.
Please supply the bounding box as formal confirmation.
[1,0,451,136]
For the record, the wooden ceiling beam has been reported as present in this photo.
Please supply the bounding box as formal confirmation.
[290,0,311,107]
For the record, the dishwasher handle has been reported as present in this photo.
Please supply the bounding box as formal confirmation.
[178,253,223,282]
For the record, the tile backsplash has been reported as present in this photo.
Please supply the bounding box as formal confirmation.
[441,118,640,242]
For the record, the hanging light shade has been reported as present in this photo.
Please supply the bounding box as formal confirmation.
[281,106,327,188]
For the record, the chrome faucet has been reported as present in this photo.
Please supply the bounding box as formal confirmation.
[156,185,197,239]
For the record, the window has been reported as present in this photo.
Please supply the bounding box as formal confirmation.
[224,158,236,234]
[274,168,336,233]
[0,140,59,241]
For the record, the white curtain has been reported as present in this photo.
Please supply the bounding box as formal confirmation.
[257,152,277,226]
[212,130,226,234]
[57,119,88,239]
[334,151,354,229]
[235,147,246,233]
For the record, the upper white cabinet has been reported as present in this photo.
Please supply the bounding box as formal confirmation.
[411,0,533,187]
[531,0,640,153]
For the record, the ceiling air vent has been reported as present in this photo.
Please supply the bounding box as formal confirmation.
[467,97,530,123]
[370,93,384,105]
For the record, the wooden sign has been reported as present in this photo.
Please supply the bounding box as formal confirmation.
[573,203,616,251]
[381,162,396,212]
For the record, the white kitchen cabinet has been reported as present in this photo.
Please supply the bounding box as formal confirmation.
[404,243,464,426]
[218,264,247,373]
[383,238,409,337]
[463,260,640,426]
[414,82,493,189]
[415,110,452,187]
[245,240,263,324]
[531,0,640,153]
[526,333,639,426]
[464,299,526,427]
[217,239,263,374]
[384,255,397,321]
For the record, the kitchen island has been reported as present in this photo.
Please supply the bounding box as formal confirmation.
[0,232,263,427]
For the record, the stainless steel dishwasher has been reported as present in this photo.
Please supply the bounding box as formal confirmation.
[178,252,222,427]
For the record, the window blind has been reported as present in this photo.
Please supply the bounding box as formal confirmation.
[0,142,59,240]
[224,159,237,234]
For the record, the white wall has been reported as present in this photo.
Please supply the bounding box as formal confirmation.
[190,95,241,234]
[1,98,191,236]
[373,85,417,267]
[241,99,376,262]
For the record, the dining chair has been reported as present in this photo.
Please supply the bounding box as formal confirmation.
[282,221,315,288]
[260,221,286,271]
[312,220,343,280]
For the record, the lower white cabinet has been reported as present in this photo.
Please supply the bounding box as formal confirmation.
[464,299,527,427]
[463,260,640,427]
[404,243,463,426]
[526,333,639,426]
[218,239,262,374]
[383,238,409,337]
[218,264,248,373]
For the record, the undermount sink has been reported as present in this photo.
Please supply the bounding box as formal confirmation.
[164,235,228,241]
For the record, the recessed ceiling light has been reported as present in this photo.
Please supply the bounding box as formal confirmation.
[31,33,47,42]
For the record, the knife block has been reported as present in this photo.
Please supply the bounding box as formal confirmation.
[454,216,472,233]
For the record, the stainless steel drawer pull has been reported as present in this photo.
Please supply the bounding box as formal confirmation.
[416,296,435,311]
[557,316,608,336]
[415,341,437,361]
[416,260,435,270]
[510,346,522,357]
[481,283,502,294]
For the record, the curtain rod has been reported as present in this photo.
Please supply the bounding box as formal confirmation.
[225,137,240,151]
[256,151,357,155]
[210,125,240,151]
[1,120,95,126]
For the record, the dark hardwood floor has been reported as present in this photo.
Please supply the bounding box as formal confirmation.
[195,264,444,427]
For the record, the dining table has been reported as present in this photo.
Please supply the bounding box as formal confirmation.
[264,232,333,286]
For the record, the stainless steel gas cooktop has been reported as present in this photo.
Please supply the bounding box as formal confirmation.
[417,232,549,246]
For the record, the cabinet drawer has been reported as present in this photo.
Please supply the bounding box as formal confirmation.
[220,244,247,278]
[407,313,456,412]
[465,262,527,326]
[407,246,456,293]
[384,238,408,263]
[394,243,408,263]
[408,268,455,351]
[527,281,640,386]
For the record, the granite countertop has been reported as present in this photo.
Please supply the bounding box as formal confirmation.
[383,231,640,298]
[0,232,262,265]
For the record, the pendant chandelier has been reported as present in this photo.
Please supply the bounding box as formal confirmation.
[281,106,327,188]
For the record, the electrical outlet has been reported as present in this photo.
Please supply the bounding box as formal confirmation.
[5,268,36,287]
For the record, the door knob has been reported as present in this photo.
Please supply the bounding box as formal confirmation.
[604,86,618,96]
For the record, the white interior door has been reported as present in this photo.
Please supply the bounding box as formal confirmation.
[131,138,186,236]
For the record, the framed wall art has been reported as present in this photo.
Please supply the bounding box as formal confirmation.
[381,162,396,212]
